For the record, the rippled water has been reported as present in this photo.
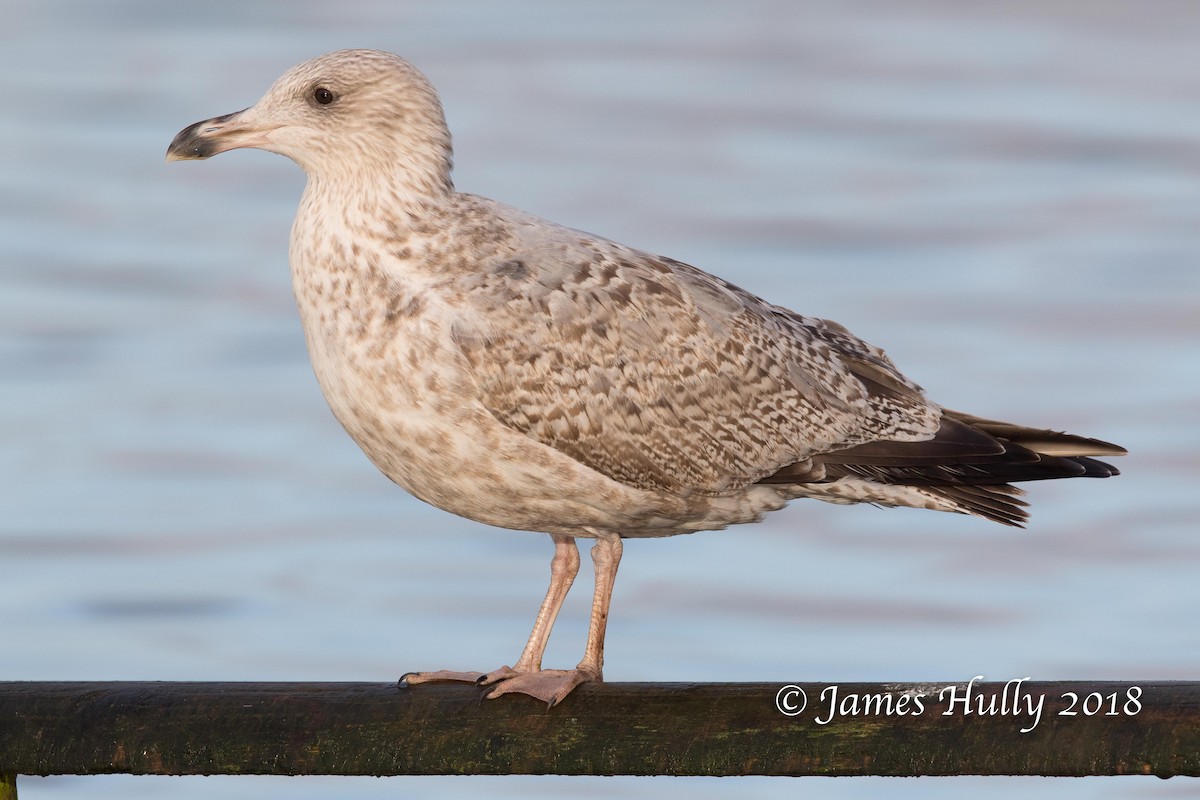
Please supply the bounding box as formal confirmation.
[3,2,1198,798]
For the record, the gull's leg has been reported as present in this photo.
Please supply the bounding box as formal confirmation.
[486,535,623,706]
[575,534,622,678]
[478,534,579,683]
[401,534,578,687]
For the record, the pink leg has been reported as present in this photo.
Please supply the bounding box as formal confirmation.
[480,534,579,679]
[484,535,623,705]
[576,535,622,676]
[401,534,579,688]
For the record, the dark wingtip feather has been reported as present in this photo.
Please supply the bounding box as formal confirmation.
[789,408,1125,525]
[817,416,1008,466]
[942,409,1127,458]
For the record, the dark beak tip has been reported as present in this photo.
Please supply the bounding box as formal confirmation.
[165,145,209,163]
[166,121,211,162]
[166,109,247,163]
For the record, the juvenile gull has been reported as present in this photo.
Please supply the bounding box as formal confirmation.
[167,49,1125,705]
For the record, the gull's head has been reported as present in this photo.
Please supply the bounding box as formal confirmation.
[167,49,453,194]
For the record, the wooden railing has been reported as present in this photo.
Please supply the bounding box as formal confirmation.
[1,680,1196,795]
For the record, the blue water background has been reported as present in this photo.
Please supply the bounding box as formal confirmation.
[2,2,1198,797]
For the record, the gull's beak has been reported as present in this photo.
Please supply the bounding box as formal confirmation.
[166,107,266,162]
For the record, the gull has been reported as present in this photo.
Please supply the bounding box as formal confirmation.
[167,49,1125,705]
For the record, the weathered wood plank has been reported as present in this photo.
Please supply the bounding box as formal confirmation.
[0,772,17,800]
[0,681,1195,777]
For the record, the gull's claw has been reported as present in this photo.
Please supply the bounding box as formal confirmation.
[476,665,520,686]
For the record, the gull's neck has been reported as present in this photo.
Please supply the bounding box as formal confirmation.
[299,160,455,246]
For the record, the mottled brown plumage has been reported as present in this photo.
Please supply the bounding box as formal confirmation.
[167,49,1125,705]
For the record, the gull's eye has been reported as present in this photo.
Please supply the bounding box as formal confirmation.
[313,86,335,105]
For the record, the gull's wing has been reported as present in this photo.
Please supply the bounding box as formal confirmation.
[449,221,942,496]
